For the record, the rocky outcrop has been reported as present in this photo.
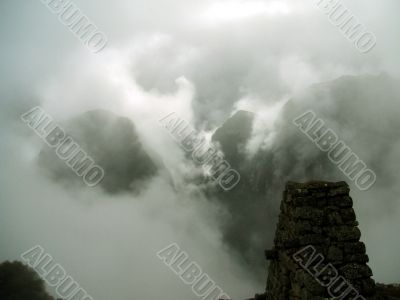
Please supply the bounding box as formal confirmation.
[0,261,60,300]
[38,110,158,194]
[212,110,254,165]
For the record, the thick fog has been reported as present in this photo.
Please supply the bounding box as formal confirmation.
[0,1,399,299]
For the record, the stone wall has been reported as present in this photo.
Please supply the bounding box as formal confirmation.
[264,181,377,300]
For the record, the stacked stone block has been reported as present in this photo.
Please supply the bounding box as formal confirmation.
[264,181,377,300]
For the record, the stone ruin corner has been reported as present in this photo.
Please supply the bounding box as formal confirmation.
[245,181,399,300]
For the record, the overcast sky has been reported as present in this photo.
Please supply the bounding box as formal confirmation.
[0,1,399,299]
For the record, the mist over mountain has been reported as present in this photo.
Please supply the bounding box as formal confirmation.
[1,72,399,300]
[38,110,158,194]
[212,110,255,165]
[1,1,399,298]
[203,73,400,280]
[33,73,400,283]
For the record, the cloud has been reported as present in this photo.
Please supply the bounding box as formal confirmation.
[0,0,400,298]
[225,74,400,283]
